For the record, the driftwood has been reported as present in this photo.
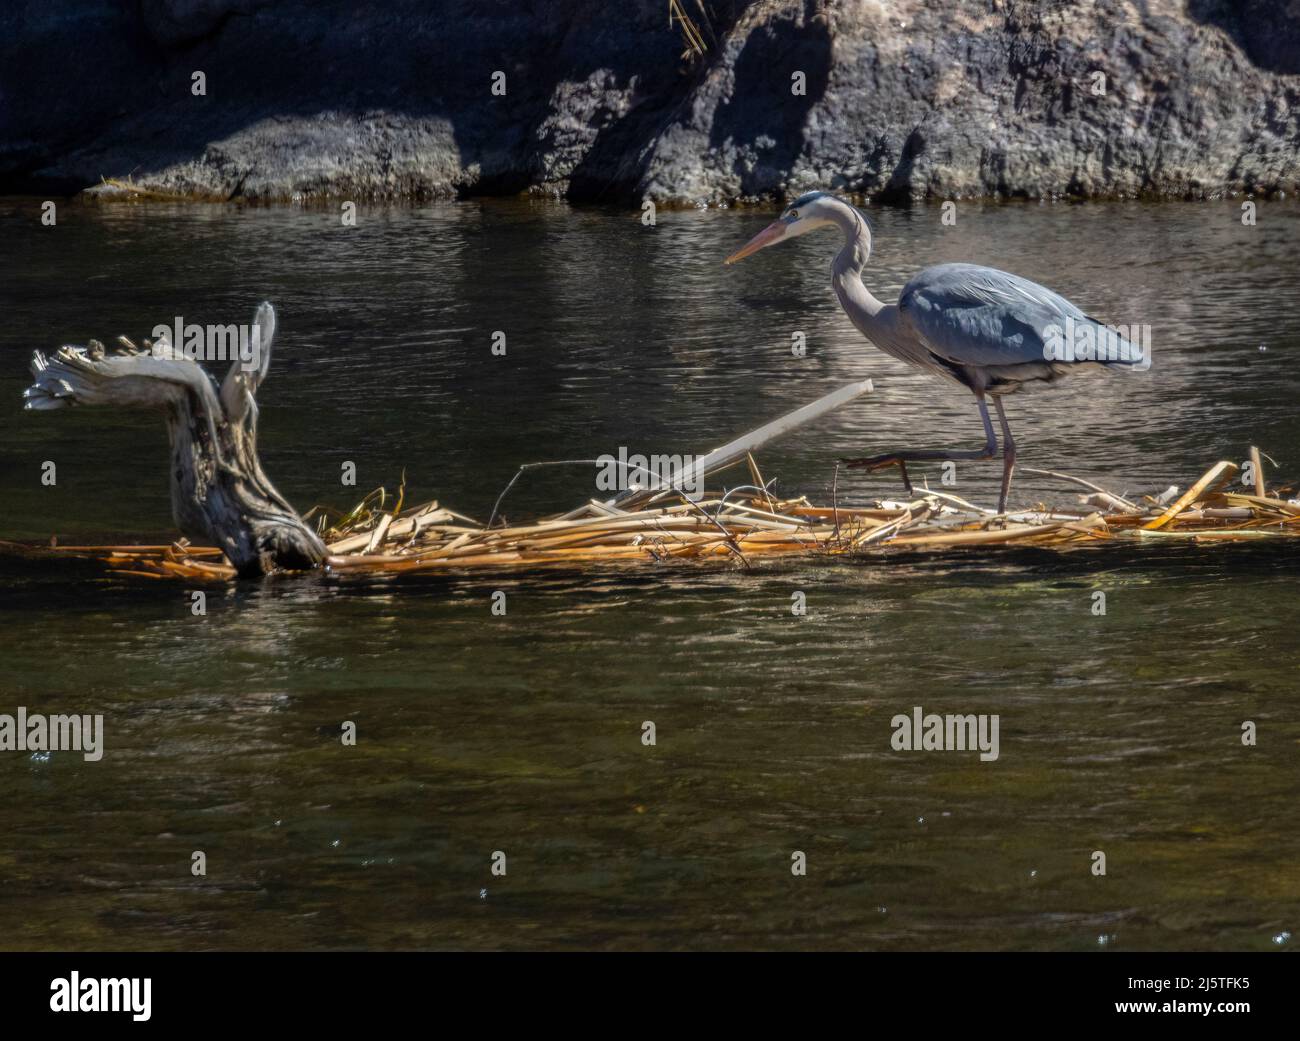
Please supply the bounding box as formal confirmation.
[22,302,325,577]
[610,378,874,510]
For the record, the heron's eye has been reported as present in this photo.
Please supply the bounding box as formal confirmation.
[787,210,799,221]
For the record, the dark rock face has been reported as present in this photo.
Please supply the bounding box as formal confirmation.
[1,0,1297,203]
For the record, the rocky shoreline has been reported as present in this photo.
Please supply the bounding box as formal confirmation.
[2,0,1297,205]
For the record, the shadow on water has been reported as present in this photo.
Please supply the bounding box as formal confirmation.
[4,535,1300,613]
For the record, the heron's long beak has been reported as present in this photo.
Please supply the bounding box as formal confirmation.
[724,221,787,265]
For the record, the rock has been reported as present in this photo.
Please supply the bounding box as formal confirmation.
[139,0,263,47]
[1,0,1297,204]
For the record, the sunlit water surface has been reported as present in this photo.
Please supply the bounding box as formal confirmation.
[0,197,1297,950]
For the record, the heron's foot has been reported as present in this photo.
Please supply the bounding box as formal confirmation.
[839,453,907,472]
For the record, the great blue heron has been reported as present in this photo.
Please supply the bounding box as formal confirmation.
[725,191,1146,513]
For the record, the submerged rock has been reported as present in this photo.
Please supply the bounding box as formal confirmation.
[1,0,1297,204]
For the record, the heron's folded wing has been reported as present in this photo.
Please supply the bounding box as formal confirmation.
[899,263,1125,368]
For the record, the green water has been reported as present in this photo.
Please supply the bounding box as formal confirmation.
[0,197,1297,950]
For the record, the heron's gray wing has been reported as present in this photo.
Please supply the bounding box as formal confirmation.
[899,263,1130,369]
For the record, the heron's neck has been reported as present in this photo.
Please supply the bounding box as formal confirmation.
[829,203,891,336]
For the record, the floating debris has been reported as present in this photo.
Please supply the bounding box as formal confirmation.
[8,340,1297,580]
[5,449,1298,582]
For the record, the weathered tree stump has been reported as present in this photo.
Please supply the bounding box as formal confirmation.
[23,302,326,577]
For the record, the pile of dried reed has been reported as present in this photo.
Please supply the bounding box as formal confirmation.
[10,448,1298,582]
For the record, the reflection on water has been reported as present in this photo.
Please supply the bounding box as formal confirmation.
[0,198,1298,950]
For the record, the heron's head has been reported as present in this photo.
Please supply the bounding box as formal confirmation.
[724,191,842,265]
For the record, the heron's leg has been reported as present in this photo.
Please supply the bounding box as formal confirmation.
[993,396,1017,514]
[840,397,999,475]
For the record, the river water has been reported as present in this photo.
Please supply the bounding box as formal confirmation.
[0,196,1297,950]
